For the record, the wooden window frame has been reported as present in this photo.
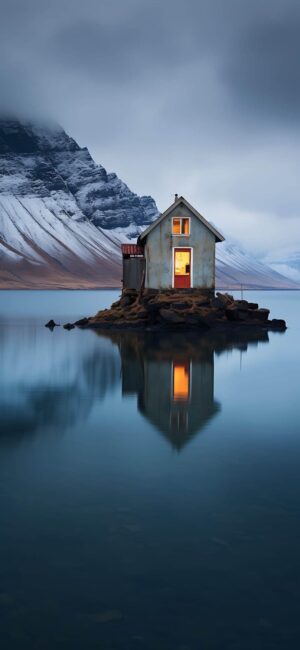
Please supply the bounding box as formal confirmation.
[172,216,190,236]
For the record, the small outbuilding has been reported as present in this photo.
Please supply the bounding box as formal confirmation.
[121,195,224,292]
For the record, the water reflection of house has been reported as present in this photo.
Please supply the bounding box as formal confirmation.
[140,356,220,450]
[119,333,221,450]
[94,329,270,451]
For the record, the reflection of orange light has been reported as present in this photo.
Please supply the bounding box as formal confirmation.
[173,363,189,400]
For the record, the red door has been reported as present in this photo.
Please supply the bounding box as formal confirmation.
[174,248,191,288]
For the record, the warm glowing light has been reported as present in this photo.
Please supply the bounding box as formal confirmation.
[173,363,190,400]
[172,218,181,234]
[172,217,190,235]
[182,218,190,234]
[175,250,190,276]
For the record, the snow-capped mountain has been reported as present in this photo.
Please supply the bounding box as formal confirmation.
[0,118,158,288]
[0,117,298,289]
[0,118,157,230]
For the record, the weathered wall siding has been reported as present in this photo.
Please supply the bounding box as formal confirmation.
[123,257,145,290]
[144,203,216,289]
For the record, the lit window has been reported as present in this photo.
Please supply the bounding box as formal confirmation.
[182,218,190,235]
[172,217,190,235]
[172,218,181,235]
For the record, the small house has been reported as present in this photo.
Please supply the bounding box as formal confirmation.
[121,195,224,292]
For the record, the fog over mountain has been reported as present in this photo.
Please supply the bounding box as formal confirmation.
[0,0,299,276]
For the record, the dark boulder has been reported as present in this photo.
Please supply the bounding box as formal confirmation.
[249,308,270,321]
[210,297,226,309]
[226,307,249,321]
[74,317,90,327]
[120,295,134,308]
[63,322,75,330]
[234,300,249,309]
[147,300,168,313]
[238,310,248,321]
[110,299,121,309]
[270,318,287,330]
[159,309,185,324]
[196,298,210,307]
[185,313,210,328]
[45,319,59,329]
[172,301,190,310]
[216,292,234,304]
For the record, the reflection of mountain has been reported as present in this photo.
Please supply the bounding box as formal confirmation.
[96,330,270,451]
[1,322,271,447]
[0,324,120,441]
[1,385,91,439]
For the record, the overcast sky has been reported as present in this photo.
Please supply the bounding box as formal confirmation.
[0,0,299,260]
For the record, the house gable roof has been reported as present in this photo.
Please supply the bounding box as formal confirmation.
[138,196,225,243]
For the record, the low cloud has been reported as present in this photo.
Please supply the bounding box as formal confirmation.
[0,0,299,258]
[224,7,300,122]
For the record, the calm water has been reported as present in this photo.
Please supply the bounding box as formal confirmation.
[0,290,299,650]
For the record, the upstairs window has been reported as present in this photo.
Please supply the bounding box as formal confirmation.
[172,217,190,236]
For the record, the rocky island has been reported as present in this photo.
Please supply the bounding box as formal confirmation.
[63,290,287,332]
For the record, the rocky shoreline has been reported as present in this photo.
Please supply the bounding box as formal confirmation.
[46,289,287,332]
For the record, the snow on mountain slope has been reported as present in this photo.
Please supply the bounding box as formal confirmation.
[0,118,158,232]
[51,148,158,231]
[0,196,122,288]
[0,118,158,287]
[0,117,298,289]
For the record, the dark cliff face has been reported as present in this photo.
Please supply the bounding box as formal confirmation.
[0,121,40,154]
[0,117,158,229]
[0,117,158,288]
[0,118,79,154]
[49,145,158,230]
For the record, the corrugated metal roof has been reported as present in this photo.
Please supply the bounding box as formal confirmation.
[121,244,144,256]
